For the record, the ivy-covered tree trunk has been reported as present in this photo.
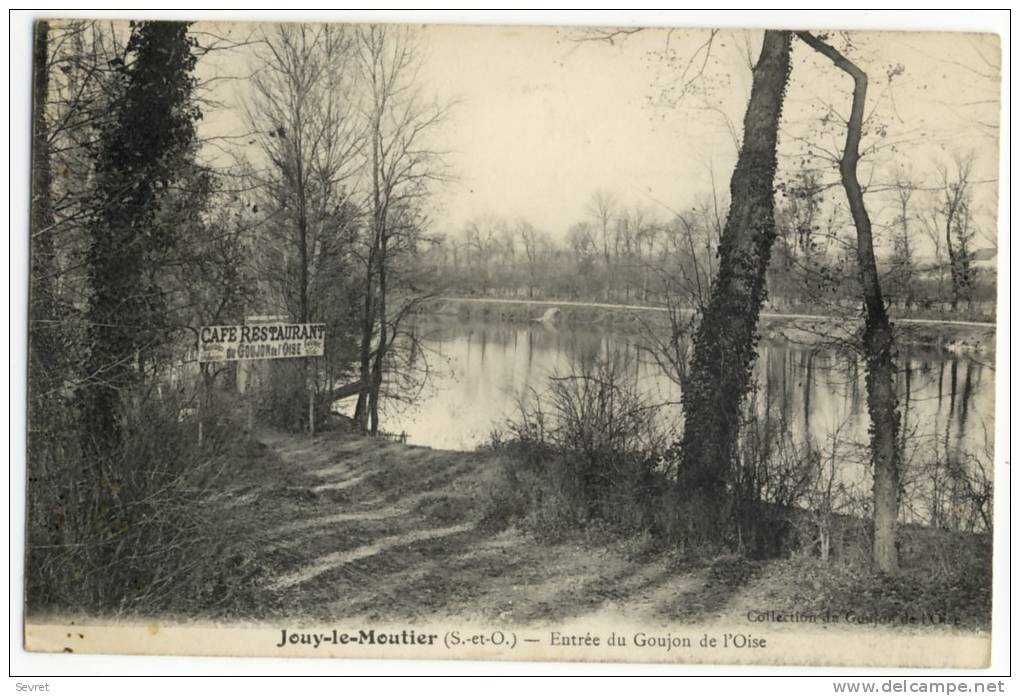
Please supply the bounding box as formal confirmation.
[80,21,200,454]
[796,31,902,573]
[676,30,793,548]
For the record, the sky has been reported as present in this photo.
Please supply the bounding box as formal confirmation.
[412,24,749,234]
[192,20,1002,252]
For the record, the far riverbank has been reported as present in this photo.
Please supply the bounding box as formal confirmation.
[419,297,997,354]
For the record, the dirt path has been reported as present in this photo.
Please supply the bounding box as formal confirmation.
[271,522,476,591]
[229,429,990,640]
[250,429,728,626]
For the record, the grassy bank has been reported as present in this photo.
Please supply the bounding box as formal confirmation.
[481,430,992,630]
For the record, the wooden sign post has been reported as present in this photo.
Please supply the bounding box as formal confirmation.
[198,316,325,439]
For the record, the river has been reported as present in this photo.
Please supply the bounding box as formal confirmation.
[337,315,995,525]
[372,316,994,460]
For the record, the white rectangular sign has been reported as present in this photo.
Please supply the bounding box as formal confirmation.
[198,323,326,363]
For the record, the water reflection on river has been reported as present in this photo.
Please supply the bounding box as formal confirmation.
[372,318,995,473]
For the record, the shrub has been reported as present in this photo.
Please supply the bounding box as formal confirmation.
[483,351,671,541]
[749,534,992,630]
[255,360,334,434]
[26,386,278,618]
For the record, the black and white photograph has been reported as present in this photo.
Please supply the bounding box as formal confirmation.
[17,11,1006,671]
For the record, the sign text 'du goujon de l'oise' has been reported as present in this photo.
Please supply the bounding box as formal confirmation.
[198,323,326,363]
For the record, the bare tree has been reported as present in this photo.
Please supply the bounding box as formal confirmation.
[355,25,449,435]
[635,214,661,302]
[587,189,618,300]
[937,153,978,310]
[246,23,364,433]
[517,219,544,299]
[888,176,916,310]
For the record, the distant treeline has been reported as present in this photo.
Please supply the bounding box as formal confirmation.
[423,178,996,321]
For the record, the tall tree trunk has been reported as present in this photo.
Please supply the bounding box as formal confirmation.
[369,232,387,435]
[944,204,961,311]
[676,30,793,548]
[295,148,314,433]
[29,20,55,479]
[30,20,54,342]
[367,94,385,436]
[796,31,902,574]
[354,256,374,431]
[30,21,53,320]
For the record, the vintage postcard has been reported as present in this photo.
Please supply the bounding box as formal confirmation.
[22,15,1003,668]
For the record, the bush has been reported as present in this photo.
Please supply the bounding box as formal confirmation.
[748,534,992,630]
[483,351,672,541]
[26,387,278,618]
[255,360,334,434]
